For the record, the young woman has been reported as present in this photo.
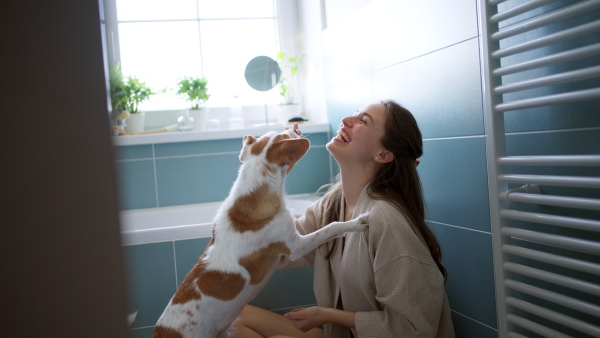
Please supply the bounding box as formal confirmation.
[234,100,454,337]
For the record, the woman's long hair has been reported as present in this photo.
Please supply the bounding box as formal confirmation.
[320,100,447,281]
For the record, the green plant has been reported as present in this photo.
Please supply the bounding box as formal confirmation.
[276,52,303,105]
[108,64,156,115]
[176,76,210,110]
[123,76,156,114]
[108,63,128,115]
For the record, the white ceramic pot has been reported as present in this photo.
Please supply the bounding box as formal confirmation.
[125,113,145,134]
[275,104,302,125]
[189,109,209,131]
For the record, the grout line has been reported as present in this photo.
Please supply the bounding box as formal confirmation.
[426,219,492,235]
[450,309,498,332]
[172,241,179,290]
[423,134,486,142]
[372,36,481,73]
[152,144,160,208]
[154,151,239,160]
[115,157,154,163]
[118,145,329,162]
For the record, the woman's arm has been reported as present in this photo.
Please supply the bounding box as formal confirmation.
[284,306,356,332]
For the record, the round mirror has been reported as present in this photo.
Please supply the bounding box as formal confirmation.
[244,56,281,92]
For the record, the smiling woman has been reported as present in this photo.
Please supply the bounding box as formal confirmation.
[101,0,292,110]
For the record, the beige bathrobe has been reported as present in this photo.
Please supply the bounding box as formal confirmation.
[283,186,455,338]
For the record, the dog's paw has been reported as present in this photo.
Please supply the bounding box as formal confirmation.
[353,212,369,227]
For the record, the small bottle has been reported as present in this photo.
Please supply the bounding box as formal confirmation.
[178,109,194,131]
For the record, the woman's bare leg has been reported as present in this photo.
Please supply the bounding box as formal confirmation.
[232,305,324,338]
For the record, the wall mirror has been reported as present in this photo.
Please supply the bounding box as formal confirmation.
[244,56,281,92]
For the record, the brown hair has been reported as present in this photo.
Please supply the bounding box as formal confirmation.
[320,100,447,281]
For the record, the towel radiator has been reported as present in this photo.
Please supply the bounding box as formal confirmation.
[478,0,600,337]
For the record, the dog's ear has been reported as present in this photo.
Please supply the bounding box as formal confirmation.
[243,135,256,145]
[240,135,257,162]
[267,138,310,167]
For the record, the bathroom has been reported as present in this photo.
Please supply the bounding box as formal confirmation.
[3,0,599,337]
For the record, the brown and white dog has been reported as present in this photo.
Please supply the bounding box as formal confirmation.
[152,129,368,338]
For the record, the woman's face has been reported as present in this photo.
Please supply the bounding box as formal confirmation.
[327,103,389,165]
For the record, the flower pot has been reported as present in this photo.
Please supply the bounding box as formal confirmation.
[275,104,302,125]
[189,109,209,131]
[125,113,145,134]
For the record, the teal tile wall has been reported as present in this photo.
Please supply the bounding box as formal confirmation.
[322,1,600,337]
[114,131,331,210]
[323,0,493,336]
[124,237,317,336]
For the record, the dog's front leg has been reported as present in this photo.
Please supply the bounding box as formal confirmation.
[287,213,368,261]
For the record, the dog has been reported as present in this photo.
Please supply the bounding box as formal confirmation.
[152,129,368,338]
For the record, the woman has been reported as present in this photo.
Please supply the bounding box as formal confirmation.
[234,100,454,337]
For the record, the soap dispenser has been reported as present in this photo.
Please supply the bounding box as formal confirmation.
[178,109,194,131]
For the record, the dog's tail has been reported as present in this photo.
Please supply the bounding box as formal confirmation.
[127,311,138,326]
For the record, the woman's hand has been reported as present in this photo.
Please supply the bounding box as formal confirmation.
[284,306,324,332]
[285,306,357,332]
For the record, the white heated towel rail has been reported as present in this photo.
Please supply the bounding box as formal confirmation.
[479,0,600,337]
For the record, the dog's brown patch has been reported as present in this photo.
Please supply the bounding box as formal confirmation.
[172,258,205,304]
[197,269,246,300]
[228,183,281,232]
[239,242,291,285]
[153,325,184,338]
[251,136,270,156]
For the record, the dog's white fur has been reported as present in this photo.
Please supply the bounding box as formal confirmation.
[153,129,368,338]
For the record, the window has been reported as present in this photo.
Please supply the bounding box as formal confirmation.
[103,0,282,111]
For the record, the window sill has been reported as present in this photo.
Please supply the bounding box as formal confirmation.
[112,123,330,146]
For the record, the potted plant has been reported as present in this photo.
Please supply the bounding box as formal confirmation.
[176,76,210,130]
[122,76,156,133]
[275,52,304,124]
[276,52,303,105]
[108,63,132,134]
[109,64,128,117]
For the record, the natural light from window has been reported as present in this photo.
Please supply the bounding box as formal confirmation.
[114,0,280,110]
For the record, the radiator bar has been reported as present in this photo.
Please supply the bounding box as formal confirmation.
[505,279,600,317]
[494,87,600,112]
[493,43,600,76]
[500,192,600,210]
[498,173,600,188]
[494,65,600,94]
[507,332,529,338]
[503,244,600,276]
[504,262,600,296]
[489,0,509,6]
[507,315,572,338]
[497,155,600,166]
[501,226,600,254]
[500,209,600,232]
[492,20,600,59]
[492,0,600,40]
[490,0,554,23]
[506,297,600,336]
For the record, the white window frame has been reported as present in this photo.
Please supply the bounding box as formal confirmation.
[101,0,299,112]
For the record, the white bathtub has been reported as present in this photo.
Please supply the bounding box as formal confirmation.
[120,194,320,245]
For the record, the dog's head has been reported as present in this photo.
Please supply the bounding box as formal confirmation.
[239,129,310,173]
